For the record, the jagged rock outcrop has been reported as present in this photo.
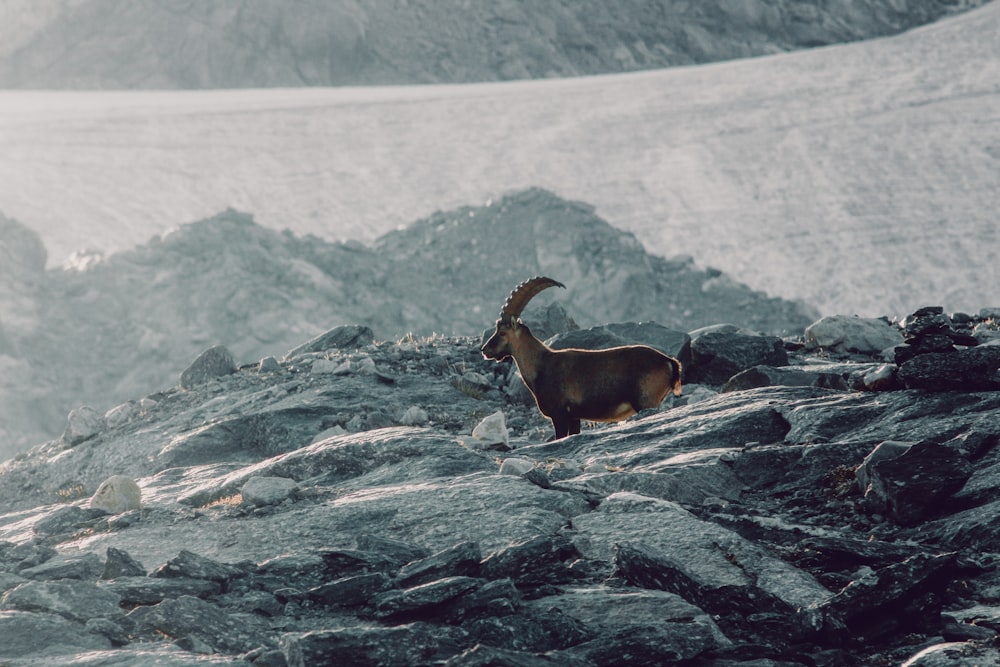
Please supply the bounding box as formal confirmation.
[1,323,999,665]
[0,0,984,89]
[0,189,818,456]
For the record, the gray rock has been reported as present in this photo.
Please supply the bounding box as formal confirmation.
[805,315,903,354]
[0,579,123,623]
[241,476,299,507]
[898,346,1000,391]
[860,441,973,526]
[282,623,443,667]
[687,331,787,386]
[0,610,112,658]
[284,324,375,359]
[101,547,147,580]
[128,595,271,654]
[100,576,221,606]
[373,576,483,618]
[258,356,282,373]
[721,364,849,392]
[151,550,246,583]
[396,541,481,587]
[33,505,106,537]
[480,535,581,586]
[20,552,104,581]
[898,642,1000,667]
[62,405,104,446]
[179,344,237,389]
[308,572,394,608]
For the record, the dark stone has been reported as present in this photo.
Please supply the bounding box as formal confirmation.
[721,365,849,393]
[127,594,270,654]
[99,576,222,605]
[282,623,444,667]
[805,552,959,643]
[570,622,721,665]
[179,344,237,389]
[396,541,482,587]
[480,535,582,586]
[613,542,789,617]
[443,577,520,623]
[20,552,103,581]
[897,346,1000,391]
[308,572,394,607]
[687,331,788,386]
[0,579,123,624]
[355,534,430,567]
[459,608,592,653]
[445,644,588,667]
[373,576,483,619]
[860,441,973,526]
[151,549,247,583]
[101,547,146,580]
[0,610,112,657]
[285,324,375,358]
[32,505,106,537]
[319,548,397,578]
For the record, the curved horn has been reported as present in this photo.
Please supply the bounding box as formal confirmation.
[500,276,565,320]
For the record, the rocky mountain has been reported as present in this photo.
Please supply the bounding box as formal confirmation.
[0,0,987,88]
[0,301,998,664]
[0,188,817,458]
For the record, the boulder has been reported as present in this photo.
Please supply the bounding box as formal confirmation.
[285,324,375,359]
[90,475,142,514]
[282,623,443,667]
[686,331,787,386]
[241,476,299,507]
[470,411,510,450]
[805,315,903,354]
[19,552,104,581]
[859,440,974,526]
[151,550,247,583]
[373,576,484,619]
[128,595,271,654]
[0,610,111,659]
[62,405,104,446]
[101,547,147,580]
[396,541,482,587]
[0,580,123,624]
[897,347,1000,391]
[721,365,849,393]
[179,344,237,389]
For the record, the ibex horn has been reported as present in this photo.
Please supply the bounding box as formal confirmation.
[500,276,565,321]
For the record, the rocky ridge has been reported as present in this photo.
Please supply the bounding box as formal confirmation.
[0,0,986,89]
[0,188,817,456]
[1,305,999,665]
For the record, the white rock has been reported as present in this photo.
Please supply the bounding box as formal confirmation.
[63,406,104,446]
[352,356,377,375]
[805,315,903,354]
[241,476,299,507]
[104,402,137,429]
[90,475,142,514]
[310,358,340,374]
[499,457,534,475]
[470,410,509,449]
[258,356,281,373]
[400,406,429,426]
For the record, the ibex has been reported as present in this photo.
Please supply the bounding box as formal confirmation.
[481,276,682,439]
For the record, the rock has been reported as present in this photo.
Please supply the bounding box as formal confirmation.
[897,347,1000,391]
[103,401,137,428]
[686,331,787,386]
[62,405,104,446]
[0,610,112,658]
[859,442,972,526]
[373,576,483,618]
[308,572,394,607]
[721,365,849,393]
[855,440,914,493]
[480,535,581,586]
[90,475,142,514]
[128,595,270,654]
[151,549,246,583]
[520,302,578,341]
[285,324,375,359]
[101,547,146,580]
[400,405,429,426]
[470,410,510,450]
[862,363,898,390]
[805,315,903,354]
[99,576,221,606]
[396,541,482,587]
[258,356,282,373]
[499,457,535,476]
[241,476,299,507]
[179,344,237,389]
[32,505,106,537]
[282,623,443,667]
[900,642,1000,666]
[19,552,104,581]
[0,579,123,624]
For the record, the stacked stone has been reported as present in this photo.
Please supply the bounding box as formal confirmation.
[894,307,1000,391]
[894,306,979,365]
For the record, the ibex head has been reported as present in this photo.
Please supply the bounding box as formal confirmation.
[481,276,565,361]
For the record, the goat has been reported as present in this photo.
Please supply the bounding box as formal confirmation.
[481,276,682,439]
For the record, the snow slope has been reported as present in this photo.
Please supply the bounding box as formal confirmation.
[0,3,997,317]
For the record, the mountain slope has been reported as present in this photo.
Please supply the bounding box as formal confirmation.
[1,4,997,319]
[0,0,984,88]
[0,190,817,458]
